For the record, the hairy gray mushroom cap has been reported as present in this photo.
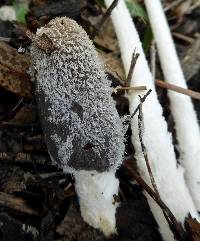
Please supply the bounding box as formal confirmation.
[31,17,125,173]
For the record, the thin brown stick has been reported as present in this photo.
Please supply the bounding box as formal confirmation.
[0,98,24,122]
[137,95,183,237]
[0,122,39,128]
[125,162,187,241]
[122,89,152,126]
[172,32,195,44]
[92,0,119,38]
[130,89,152,119]
[0,192,41,216]
[9,98,23,116]
[0,37,11,42]
[138,95,159,196]
[115,86,147,92]
[128,92,187,240]
[156,79,200,100]
[137,95,178,237]
[164,0,183,12]
[126,49,140,86]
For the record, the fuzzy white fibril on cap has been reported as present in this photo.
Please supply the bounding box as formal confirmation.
[31,17,125,236]
[144,0,200,211]
[104,0,199,240]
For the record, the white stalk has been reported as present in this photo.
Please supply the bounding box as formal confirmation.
[104,0,199,240]
[74,170,119,237]
[144,0,200,211]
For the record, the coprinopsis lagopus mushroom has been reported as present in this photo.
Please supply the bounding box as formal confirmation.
[30,17,125,237]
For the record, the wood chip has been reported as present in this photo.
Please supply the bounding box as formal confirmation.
[0,192,40,216]
[13,106,37,123]
[0,42,32,97]
[101,51,125,81]
[182,35,200,81]
[94,18,120,53]
[185,217,200,241]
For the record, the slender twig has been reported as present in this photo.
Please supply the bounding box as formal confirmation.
[164,0,183,12]
[138,95,159,196]
[9,98,24,116]
[156,79,200,100]
[128,92,187,240]
[0,122,39,128]
[136,93,187,241]
[92,0,119,38]
[125,162,187,241]
[137,95,175,236]
[126,49,140,86]
[97,0,119,28]
[114,85,147,92]
[189,2,200,12]
[172,32,195,44]
[138,100,185,238]
[130,89,152,119]
[0,98,24,121]
[0,37,11,42]
[122,89,152,126]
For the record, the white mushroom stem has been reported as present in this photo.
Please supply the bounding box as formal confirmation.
[74,170,119,237]
[104,0,199,240]
[144,0,200,211]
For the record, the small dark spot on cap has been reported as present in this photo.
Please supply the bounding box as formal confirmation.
[71,102,83,119]
[83,142,94,151]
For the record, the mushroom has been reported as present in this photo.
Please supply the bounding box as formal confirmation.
[30,17,125,237]
[104,0,199,240]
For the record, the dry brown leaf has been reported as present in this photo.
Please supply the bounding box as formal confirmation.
[101,52,126,82]
[95,18,126,83]
[13,106,37,123]
[0,192,40,216]
[182,35,200,81]
[174,0,200,16]
[185,217,200,241]
[0,42,32,97]
[95,19,120,53]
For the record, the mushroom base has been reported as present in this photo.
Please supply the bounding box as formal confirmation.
[74,170,119,237]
